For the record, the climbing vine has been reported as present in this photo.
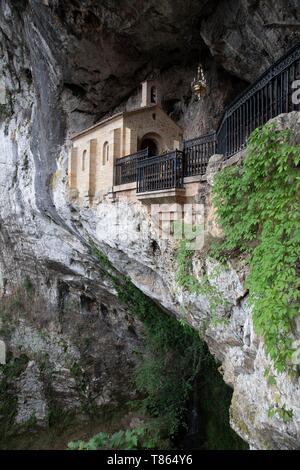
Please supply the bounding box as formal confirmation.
[212,123,300,372]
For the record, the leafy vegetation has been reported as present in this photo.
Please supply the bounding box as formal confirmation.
[268,405,294,423]
[68,427,156,450]
[0,354,29,444]
[90,243,114,272]
[115,276,203,441]
[90,246,204,442]
[212,123,300,372]
[176,239,228,315]
[263,368,277,387]
[66,345,248,451]
[88,247,246,450]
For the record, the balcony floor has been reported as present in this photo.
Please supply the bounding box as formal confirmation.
[137,188,186,204]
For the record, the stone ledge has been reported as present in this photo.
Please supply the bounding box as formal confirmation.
[137,188,186,204]
[184,175,206,184]
[113,182,136,192]
[222,149,246,168]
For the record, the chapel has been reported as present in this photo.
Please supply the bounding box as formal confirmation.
[69,80,183,205]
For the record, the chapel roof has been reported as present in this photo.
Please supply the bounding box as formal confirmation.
[71,103,182,140]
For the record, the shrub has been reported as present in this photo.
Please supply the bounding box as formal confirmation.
[68,427,157,450]
[212,123,300,372]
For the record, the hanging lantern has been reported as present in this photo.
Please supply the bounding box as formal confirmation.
[191,64,207,100]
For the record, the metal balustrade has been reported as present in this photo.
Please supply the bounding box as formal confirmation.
[183,132,216,177]
[114,148,149,186]
[114,41,300,191]
[217,41,300,158]
[137,150,184,193]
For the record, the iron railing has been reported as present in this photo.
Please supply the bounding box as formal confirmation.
[183,41,300,167]
[114,41,300,191]
[217,41,300,158]
[137,150,184,193]
[183,132,216,177]
[115,148,149,186]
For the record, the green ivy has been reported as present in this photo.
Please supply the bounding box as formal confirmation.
[263,368,277,387]
[90,243,114,272]
[268,405,294,423]
[212,123,300,372]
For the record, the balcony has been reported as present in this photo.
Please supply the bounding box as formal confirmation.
[136,150,185,203]
[137,150,184,192]
[113,133,216,196]
[115,148,149,186]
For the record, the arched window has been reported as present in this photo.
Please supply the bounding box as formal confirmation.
[102,141,109,165]
[151,86,157,104]
[82,150,87,171]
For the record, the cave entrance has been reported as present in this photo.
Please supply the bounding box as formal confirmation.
[174,344,249,450]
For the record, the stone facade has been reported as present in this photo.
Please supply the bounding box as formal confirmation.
[69,81,182,205]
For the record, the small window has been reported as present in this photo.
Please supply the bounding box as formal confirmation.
[152,113,156,120]
[151,86,157,104]
[82,150,87,171]
[102,141,109,165]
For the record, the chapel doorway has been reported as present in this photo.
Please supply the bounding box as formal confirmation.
[140,138,159,157]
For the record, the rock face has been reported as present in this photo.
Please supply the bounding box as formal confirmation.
[15,361,48,426]
[0,0,300,449]
[201,0,300,82]
[91,116,300,450]
[0,276,144,435]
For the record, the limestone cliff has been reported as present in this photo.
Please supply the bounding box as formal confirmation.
[0,0,299,449]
